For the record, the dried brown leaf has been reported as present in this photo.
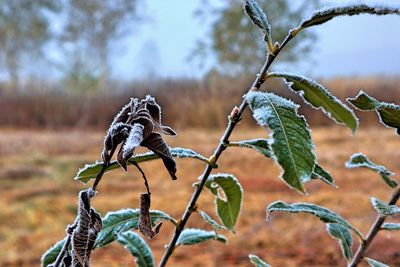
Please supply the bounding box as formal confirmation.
[71,189,102,267]
[101,96,177,176]
[112,98,138,125]
[142,132,177,180]
[139,193,162,239]
[102,123,131,164]
[142,96,162,123]
[159,125,177,136]
[128,114,154,140]
[143,95,177,136]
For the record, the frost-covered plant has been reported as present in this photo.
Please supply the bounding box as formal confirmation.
[41,1,400,267]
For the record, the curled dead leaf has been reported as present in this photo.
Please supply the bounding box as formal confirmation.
[139,193,163,239]
[71,189,102,267]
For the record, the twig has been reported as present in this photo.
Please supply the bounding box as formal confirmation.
[52,221,77,267]
[158,33,294,267]
[349,185,400,267]
[132,161,151,194]
[52,235,70,267]
[91,163,109,191]
[92,146,116,191]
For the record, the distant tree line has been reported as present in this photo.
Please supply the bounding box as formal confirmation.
[0,0,139,91]
[0,0,318,92]
[191,0,320,75]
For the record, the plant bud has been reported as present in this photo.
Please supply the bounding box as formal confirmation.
[230,106,240,119]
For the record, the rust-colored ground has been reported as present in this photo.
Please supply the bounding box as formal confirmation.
[0,127,399,267]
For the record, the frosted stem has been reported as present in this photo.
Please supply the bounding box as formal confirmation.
[158,33,294,267]
[349,185,400,267]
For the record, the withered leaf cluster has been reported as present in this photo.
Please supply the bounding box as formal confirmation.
[102,95,177,180]
[71,189,102,267]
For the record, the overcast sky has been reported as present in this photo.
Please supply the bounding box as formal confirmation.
[111,0,400,79]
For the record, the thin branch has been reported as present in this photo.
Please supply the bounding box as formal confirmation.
[349,185,400,267]
[92,146,116,191]
[52,235,70,267]
[158,34,294,267]
[91,163,109,191]
[132,161,151,195]
[52,221,77,267]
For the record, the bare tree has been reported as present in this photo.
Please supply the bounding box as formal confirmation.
[60,0,140,91]
[0,1,59,90]
[191,0,320,75]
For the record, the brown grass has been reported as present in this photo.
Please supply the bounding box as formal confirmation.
[0,126,400,266]
[1,76,399,129]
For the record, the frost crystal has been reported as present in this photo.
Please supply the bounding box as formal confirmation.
[123,124,144,158]
[269,72,358,132]
[301,1,400,29]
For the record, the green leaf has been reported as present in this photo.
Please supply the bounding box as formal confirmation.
[269,72,358,132]
[347,91,380,110]
[348,91,400,131]
[311,164,337,188]
[327,223,353,261]
[229,138,272,158]
[267,201,363,239]
[229,140,332,190]
[41,238,66,267]
[300,5,400,29]
[176,228,227,246]
[198,210,227,231]
[95,209,176,248]
[244,0,273,50]
[249,254,271,267]
[75,147,211,183]
[245,92,316,193]
[366,258,390,267]
[117,231,155,267]
[371,197,400,217]
[381,223,400,231]
[204,173,243,231]
[345,153,397,188]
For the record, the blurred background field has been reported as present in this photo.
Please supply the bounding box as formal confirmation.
[1,127,400,266]
[1,0,400,266]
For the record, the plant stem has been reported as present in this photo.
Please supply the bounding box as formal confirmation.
[158,34,294,267]
[53,149,112,265]
[53,221,77,267]
[92,146,116,191]
[92,163,108,191]
[52,235,71,267]
[349,185,400,267]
